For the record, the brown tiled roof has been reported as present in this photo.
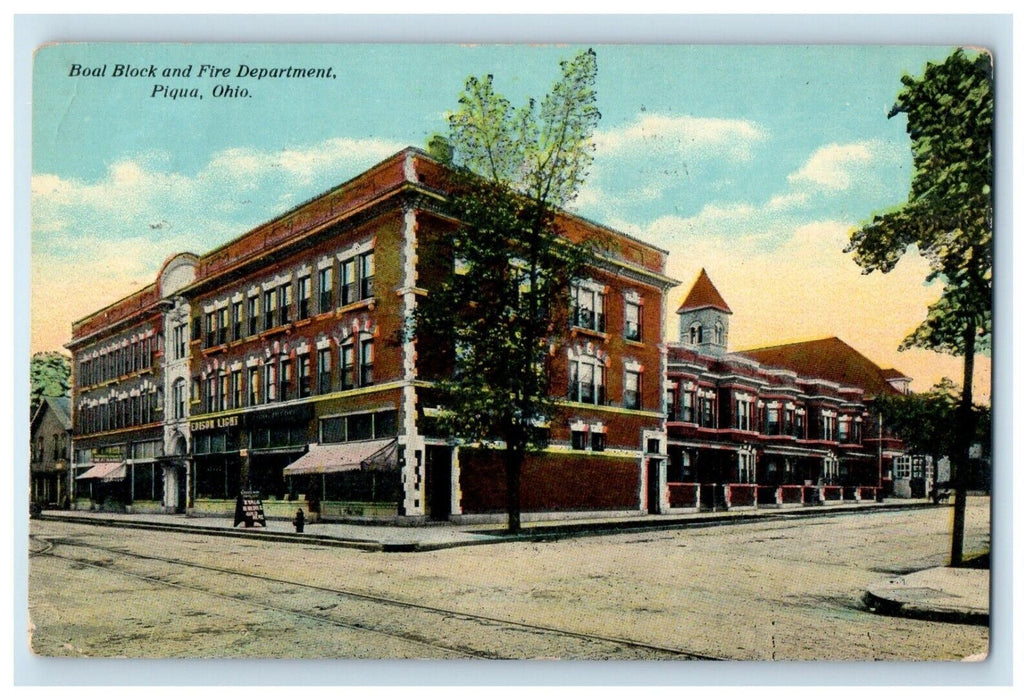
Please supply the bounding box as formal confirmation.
[880,367,911,380]
[678,269,732,314]
[736,336,900,397]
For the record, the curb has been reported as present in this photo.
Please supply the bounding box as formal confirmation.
[39,500,939,553]
[862,589,989,626]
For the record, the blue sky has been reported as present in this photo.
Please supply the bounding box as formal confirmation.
[30,42,989,400]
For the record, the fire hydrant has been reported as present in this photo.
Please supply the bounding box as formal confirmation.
[293,508,306,534]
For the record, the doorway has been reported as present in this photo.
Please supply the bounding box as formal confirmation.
[425,446,453,521]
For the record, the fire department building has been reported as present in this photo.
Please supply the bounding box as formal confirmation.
[67,148,677,522]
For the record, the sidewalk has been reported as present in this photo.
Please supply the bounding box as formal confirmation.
[37,498,935,552]
[864,566,990,626]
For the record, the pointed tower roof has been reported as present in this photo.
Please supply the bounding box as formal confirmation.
[678,269,732,314]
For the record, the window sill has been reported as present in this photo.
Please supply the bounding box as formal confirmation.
[570,327,609,341]
[336,298,376,315]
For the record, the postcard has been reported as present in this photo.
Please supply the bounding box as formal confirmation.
[28,41,992,663]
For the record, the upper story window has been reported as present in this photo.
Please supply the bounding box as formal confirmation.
[231,302,243,342]
[623,369,642,410]
[318,267,334,313]
[248,366,261,406]
[341,251,375,305]
[714,322,724,346]
[297,276,311,320]
[231,369,243,409]
[277,283,291,326]
[298,353,312,398]
[821,411,837,441]
[838,416,851,443]
[359,338,375,387]
[571,428,588,451]
[697,392,716,428]
[735,397,753,431]
[765,405,780,435]
[173,378,186,419]
[666,387,677,420]
[247,296,259,336]
[263,289,276,330]
[217,307,229,345]
[571,281,606,333]
[682,386,696,422]
[340,343,355,391]
[317,348,332,395]
[173,324,187,360]
[568,355,606,405]
[688,323,702,345]
[279,358,292,401]
[624,298,643,342]
[204,375,218,413]
[205,311,217,348]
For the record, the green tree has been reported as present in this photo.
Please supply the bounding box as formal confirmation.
[846,48,992,566]
[873,378,959,472]
[30,351,71,415]
[417,49,600,533]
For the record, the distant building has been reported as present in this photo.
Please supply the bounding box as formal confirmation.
[29,396,72,507]
[662,270,912,511]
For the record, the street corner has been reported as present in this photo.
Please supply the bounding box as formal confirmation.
[864,566,989,626]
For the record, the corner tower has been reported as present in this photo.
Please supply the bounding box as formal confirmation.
[677,269,731,357]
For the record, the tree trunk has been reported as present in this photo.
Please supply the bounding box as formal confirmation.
[949,316,977,567]
[505,443,523,534]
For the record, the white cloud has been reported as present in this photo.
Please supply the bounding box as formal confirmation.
[595,113,766,160]
[31,136,405,354]
[787,141,877,191]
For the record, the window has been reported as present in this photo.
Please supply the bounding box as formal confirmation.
[822,412,836,441]
[838,417,851,443]
[247,296,259,336]
[697,393,716,428]
[893,455,911,479]
[341,258,357,304]
[682,386,695,422]
[735,398,752,431]
[359,252,375,300]
[248,367,261,405]
[766,406,780,435]
[340,343,355,391]
[277,283,291,326]
[624,299,643,341]
[715,322,724,346]
[219,373,229,411]
[622,370,642,410]
[231,369,243,409]
[738,451,756,483]
[317,348,332,394]
[173,324,187,359]
[359,339,374,387]
[783,406,795,436]
[297,276,311,320]
[568,357,606,405]
[205,311,217,347]
[321,410,398,444]
[571,282,606,332]
[266,363,277,403]
[795,410,806,438]
[318,267,333,313]
[205,375,217,413]
[263,289,276,330]
[231,302,243,341]
[666,387,677,420]
[571,429,588,451]
[278,358,292,401]
[173,379,186,419]
[590,432,606,452]
[298,354,312,398]
[688,323,702,345]
[217,307,229,345]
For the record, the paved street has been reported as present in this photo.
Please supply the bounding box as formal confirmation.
[28,497,990,660]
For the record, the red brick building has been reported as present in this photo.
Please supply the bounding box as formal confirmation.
[663,270,910,511]
[67,148,679,523]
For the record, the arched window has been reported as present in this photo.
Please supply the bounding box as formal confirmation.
[688,322,702,345]
[714,322,724,346]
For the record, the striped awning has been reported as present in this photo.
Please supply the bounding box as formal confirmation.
[283,439,397,476]
[76,462,127,482]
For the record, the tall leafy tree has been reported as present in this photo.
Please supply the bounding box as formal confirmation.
[417,49,600,533]
[873,378,959,473]
[846,48,992,566]
[30,351,71,415]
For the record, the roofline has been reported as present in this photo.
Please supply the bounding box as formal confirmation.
[677,303,733,315]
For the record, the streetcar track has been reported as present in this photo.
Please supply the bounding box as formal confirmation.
[32,536,493,659]
[32,534,720,660]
